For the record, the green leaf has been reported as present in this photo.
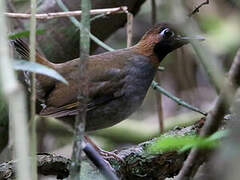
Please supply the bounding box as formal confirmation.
[8,29,46,39]
[148,130,228,154]
[13,60,68,84]
[148,136,199,153]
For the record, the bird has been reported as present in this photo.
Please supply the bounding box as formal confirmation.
[12,22,201,132]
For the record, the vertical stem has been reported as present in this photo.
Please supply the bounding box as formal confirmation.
[127,12,133,48]
[155,74,164,133]
[151,0,156,25]
[151,0,164,133]
[70,0,91,179]
[29,0,37,179]
[0,1,31,180]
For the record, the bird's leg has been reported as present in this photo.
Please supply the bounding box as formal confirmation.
[84,135,124,162]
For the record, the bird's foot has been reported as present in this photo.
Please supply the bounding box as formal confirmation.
[97,149,124,163]
[84,135,124,163]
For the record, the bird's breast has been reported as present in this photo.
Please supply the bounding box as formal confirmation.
[86,55,157,131]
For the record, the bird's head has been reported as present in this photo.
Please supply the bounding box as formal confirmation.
[134,22,204,64]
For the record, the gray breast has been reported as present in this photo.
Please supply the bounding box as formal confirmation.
[86,55,157,131]
[122,55,157,112]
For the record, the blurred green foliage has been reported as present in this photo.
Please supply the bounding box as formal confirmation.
[148,130,228,154]
[200,16,223,33]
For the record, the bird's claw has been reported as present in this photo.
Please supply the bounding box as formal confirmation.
[98,149,124,163]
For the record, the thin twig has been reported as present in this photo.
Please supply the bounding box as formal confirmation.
[127,12,133,48]
[6,5,128,52]
[155,75,164,133]
[151,0,164,133]
[188,0,209,17]
[4,7,128,20]
[152,81,207,116]
[151,0,156,25]
[176,49,240,180]
[90,13,106,22]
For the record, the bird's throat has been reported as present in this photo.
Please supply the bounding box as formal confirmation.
[153,41,172,60]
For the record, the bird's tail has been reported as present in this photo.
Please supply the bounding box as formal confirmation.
[11,38,55,69]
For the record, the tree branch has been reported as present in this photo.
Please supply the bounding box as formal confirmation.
[0,154,71,179]
[0,120,204,180]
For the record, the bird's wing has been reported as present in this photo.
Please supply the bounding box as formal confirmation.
[40,67,126,117]
[12,38,58,101]
[12,38,55,68]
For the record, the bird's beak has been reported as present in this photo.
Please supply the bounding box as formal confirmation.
[176,35,205,44]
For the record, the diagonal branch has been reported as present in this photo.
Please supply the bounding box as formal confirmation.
[152,81,207,116]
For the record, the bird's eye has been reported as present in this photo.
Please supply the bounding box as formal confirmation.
[160,28,175,39]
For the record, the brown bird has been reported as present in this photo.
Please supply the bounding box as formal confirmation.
[13,23,201,132]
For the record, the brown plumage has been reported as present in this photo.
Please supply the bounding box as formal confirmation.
[13,23,197,131]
